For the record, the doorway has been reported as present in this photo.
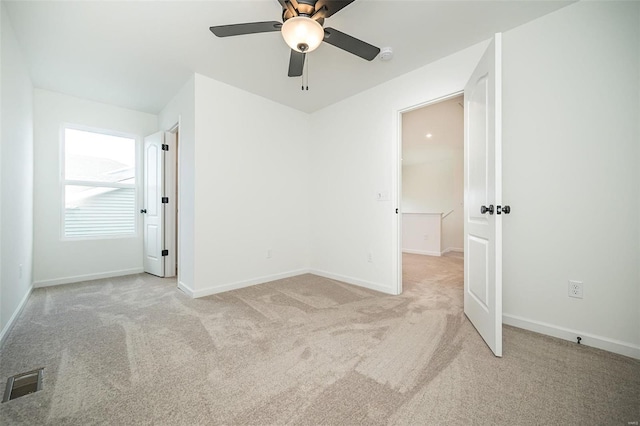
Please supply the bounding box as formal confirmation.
[394,34,504,357]
[396,92,464,294]
[164,124,179,278]
[399,94,465,302]
[142,125,179,279]
[401,95,464,260]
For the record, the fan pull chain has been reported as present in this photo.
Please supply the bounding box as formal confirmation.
[301,55,309,91]
[306,55,309,91]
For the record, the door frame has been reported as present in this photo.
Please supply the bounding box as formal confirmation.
[166,119,181,282]
[393,91,464,295]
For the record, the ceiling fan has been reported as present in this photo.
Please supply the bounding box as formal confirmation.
[209,0,380,78]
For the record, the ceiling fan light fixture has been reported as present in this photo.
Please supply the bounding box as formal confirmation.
[281,17,324,53]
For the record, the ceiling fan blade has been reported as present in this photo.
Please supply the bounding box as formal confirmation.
[314,0,355,19]
[323,27,380,61]
[209,21,282,38]
[288,50,306,77]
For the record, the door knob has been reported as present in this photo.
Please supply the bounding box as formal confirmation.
[496,205,511,215]
[480,205,494,215]
[140,209,147,214]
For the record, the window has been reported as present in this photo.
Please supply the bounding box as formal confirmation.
[62,127,137,238]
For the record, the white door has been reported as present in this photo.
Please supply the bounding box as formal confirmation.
[143,132,165,277]
[463,34,503,357]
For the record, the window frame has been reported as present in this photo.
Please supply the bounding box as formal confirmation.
[60,123,140,241]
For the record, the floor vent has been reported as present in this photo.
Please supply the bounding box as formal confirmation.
[2,368,44,403]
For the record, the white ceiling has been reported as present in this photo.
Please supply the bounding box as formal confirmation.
[4,0,573,114]
[402,95,463,166]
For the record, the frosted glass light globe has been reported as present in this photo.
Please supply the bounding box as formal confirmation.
[281,17,324,53]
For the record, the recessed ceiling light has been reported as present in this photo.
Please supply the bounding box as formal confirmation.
[425,133,433,138]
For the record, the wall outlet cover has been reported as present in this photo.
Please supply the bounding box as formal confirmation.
[568,280,583,299]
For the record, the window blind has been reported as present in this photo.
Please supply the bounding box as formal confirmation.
[64,187,135,237]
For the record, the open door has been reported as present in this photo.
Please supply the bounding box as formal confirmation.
[463,34,503,356]
[143,132,165,277]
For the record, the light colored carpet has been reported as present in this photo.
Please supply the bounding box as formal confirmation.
[1,254,638,425]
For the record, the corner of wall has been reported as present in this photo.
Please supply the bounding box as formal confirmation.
[1,1,35,341]
[0,284,33,346]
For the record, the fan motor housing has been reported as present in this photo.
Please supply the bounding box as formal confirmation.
[282,1,319,22]
[296,1,317,14]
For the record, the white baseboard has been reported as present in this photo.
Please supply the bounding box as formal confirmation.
[177,281,195,298]
[503,313,640,360]
[309,269,397,295]
[33,267,145,288]
[190,269,310,298]
[0,284,34,347]
[402,249,441,257]
[187,268,397,298]
[403,248,463,257]
[442,247,464,254]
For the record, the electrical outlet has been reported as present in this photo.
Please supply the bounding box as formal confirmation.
[423,234,428,240]
[266,249,272,259]
[367,252,373,263]
[568,280,583,299]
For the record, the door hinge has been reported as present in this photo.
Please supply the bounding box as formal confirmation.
[162,144,169,151]
[161,197,169,204]
[395,208,398,214]
[162,249,168,256]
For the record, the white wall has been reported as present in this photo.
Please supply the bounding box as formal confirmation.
[158,76,195,293]
[189,74,310,297]
[501,1,640,356]
[0,1,34,340]
[402,213,442,256]
[309,44,487,294]
[32,89,158,286]
[403,161,456,214]
[403,160,463,253]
